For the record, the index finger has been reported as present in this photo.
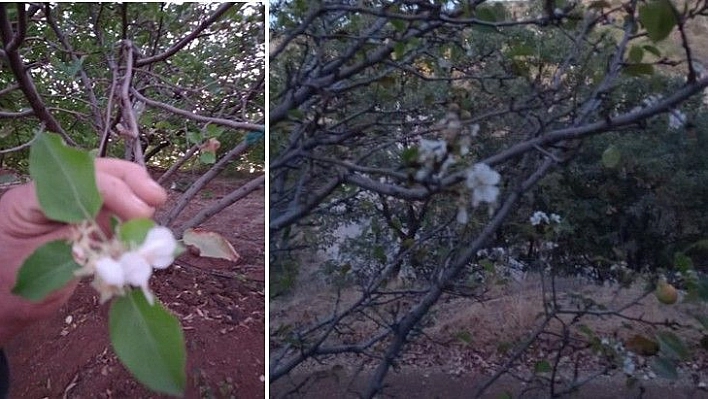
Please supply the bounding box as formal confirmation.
[95,158,167,208]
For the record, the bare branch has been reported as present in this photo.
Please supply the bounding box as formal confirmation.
[98,56,119,157]
[0,135,35,154]
[135,3,235,67]
[0,109,32,119]
[0,84,19,97]
[160,139,252,226]
[176,173,265,237]
[118,40,145,166]
[0,4,73,144]
[156,143,199,185]
[4,2,25,52]
[132,89,265,132]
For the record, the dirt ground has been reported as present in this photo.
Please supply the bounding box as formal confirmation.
[270,262,708,398]
[4,170,265,398]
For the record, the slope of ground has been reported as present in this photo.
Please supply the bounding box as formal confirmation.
[271,265,708,398]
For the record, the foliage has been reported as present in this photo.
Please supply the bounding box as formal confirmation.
[0,3,265,233]
[529,76,708,273]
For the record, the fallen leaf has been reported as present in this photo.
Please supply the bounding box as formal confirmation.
[183,228,241,263]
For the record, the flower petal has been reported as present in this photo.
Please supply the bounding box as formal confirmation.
[95,257,125,286]
[119,252,153,287]
[139,226,177,268]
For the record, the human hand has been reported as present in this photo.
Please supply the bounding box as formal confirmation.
[0,158,167,346]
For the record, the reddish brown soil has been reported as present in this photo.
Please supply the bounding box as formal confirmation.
[5,171,265,398]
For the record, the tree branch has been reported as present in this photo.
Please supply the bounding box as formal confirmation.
[160,139,252,226]
[0,109,32,118]
[132,89,264,132]
[0,4,73,144]
[135,2,235,67]
[43,3,104,134]
[176,173,264,237]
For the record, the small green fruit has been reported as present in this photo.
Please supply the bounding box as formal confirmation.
[655,280,678,305]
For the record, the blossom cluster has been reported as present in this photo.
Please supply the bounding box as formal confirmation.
[416,138,452,180]
[72,223,178,304]
[630,94,687,130]
[668,109,687,130]
[456,163,501,224]
[414,118,501,224]
[466,163,501,207]
[529,211,561,226]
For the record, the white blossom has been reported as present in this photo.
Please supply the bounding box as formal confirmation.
[465,163,501,207]
[456,207,468,224]
[531,211,562,225]
[623,356,635,376]
[418,138,447,163]
[459,135,471,156]
[470,124,480,137]
[530,211,549,226]
[92,226,178,304]
[138,226,178,268]
[95,257,126,286]
[447,118,461,131]
[642,94,662,108]
[417,138,452,179]
[668,109,687,130]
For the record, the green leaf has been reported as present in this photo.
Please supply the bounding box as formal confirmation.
[643,44,662,58]
[656,331,689,360]
[67,55,86,78]
[480,259,495,273]
[534,360,552,374]
[673,252,693,272]
[186,131,202,145]
[652,356,678,379]
[638,0,677,42]
[373,246,387,264]
[578,324,595,339]
[628,46,644,63]
[509,44,535,58]
[118,218,156,247]
[29,132,102,223]
[199,151,216,164]
[400,147,419,166]
[472,7,499,33]
[601,145,621,168]
[623,63,655,76]
[455,330,472,345]
[588,0,611,9]
[12,240,80,301]
[287,108,304,120]
[205,124,224,138]
[394,41,406,59]
[155,121,172,131]
[109,290,186,396]
[390,18,406,32]
[476,7,497,22]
